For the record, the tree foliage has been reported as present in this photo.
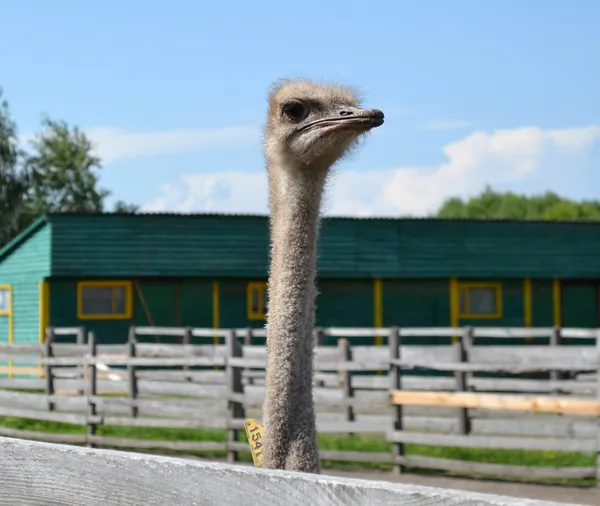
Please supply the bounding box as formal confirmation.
[0,88,28,247]
[436,186,600,221]
[0,88,138,249]
[24,117,109,215]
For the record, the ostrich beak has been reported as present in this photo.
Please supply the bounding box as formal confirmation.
[299,107,385,132]
[339,107,385,128]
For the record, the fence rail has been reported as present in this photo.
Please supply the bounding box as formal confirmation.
[0,437,582,506]
[0,324,599,484]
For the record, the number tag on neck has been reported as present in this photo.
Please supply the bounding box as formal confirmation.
[244,418,264,467]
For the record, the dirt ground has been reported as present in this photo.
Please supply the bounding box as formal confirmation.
[323,468,598,505]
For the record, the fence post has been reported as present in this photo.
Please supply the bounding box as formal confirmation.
[595,328,600,490]
[314,328,325,387]
[338,339,354,433]
[226,330,244,464]
[389,326,404,475]
[87,331,98,448]
[456,326,472,435]
[550,326,562,395]
[44,328,55,412]
[182,326,192,381]
[244,328,253,385]
[76,326,86,395]
[127,326,138,418]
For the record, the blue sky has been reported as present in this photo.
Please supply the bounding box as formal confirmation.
[1,0,599,216]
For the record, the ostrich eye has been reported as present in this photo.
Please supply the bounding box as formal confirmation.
[282,101,309,122]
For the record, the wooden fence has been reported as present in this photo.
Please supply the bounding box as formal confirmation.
[0,325,599,484]
[0,437,583,506]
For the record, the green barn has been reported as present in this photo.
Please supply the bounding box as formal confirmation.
[1,212,600,376]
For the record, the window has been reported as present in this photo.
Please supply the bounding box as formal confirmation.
[247,282,268,320]
[77,281,132,320]
[0,286,11,315]
[458,283,502,319]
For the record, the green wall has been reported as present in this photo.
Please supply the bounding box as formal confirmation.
[45,275,600,347]
[562,282,598,328]
[316,279,374,345]
[532,280,554,327]
[219,280,266,347]
[0,224,51,346]
[50,278,215,344]
[382,279,450,345]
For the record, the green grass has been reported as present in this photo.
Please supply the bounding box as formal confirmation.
[0,415,594,486]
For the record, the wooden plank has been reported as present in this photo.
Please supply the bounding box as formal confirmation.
[0,378,46,389]
[52,327,84,335]
[0,437,580,506]
[239,384,388,409]
[562,328,599,339]
[134,327,188,336]
[323,328,390,337]
[352,345,455,365]
[319,450,392,463]
[34,356,228,367]
[0,406,90,425]
[191,328,230,338]
[386,430,593,452]
[240,345,343,363]
[135,370,227,382]
[472,328,553,339]
[390,359,593,373]
[87,436,227,452]
[137,379,227,398]
[101,415,228,430]
[0,344,44,354]
[134,344,228,358]
[595,328,600,484]
[0,427,88,444]
[400,328,460,337]
[396,455,596,479]
[390,390,600,416]
[468,346,596,369]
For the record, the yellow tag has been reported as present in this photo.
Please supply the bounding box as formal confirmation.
[244,418,264,467]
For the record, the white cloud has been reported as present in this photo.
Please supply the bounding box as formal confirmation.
[19,125,260,165]
[142,172,269,214]
[143,125,600,217]
[86,126,259,164]
[420,119,472,131]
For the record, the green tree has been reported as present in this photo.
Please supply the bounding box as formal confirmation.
[0,87,141,247]
[112,200,140,213]
[0,88,27,248]
[23,117,109,216]
[437,186,600,221]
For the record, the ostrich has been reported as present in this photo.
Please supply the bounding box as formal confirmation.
[261,79,384,473]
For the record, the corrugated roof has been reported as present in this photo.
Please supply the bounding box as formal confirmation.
[46,211,600,227]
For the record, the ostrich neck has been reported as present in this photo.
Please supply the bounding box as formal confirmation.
[262,157,327,473]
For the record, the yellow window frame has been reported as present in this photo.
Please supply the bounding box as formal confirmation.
[77,280,133,320]
[0,284,14,377]
[247,282,268,320]
[458,282,502,319]
[0,284,11,317]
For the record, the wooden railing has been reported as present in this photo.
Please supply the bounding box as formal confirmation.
[0,436,581,506]
[0,324,599,484]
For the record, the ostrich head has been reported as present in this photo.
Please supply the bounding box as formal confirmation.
[264,80,384,172]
